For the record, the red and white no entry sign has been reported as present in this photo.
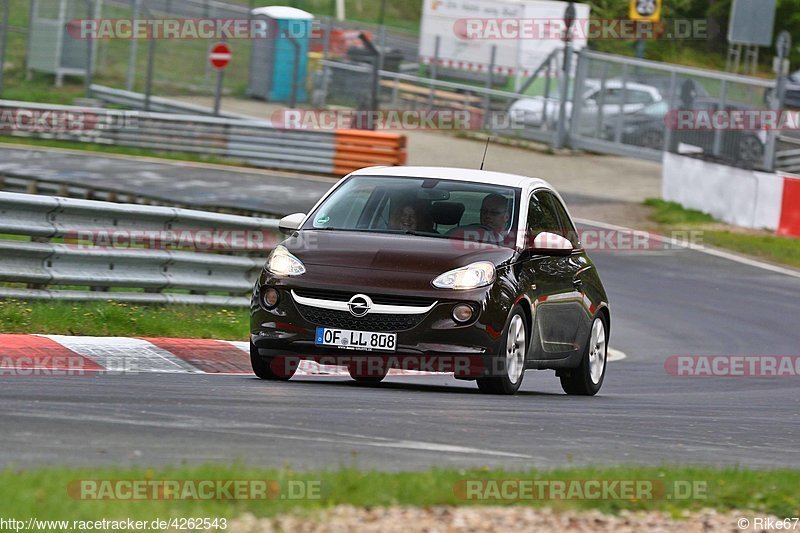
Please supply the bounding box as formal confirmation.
[209,43,232,70]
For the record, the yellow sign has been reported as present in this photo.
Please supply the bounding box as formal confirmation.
[630,0,662,22]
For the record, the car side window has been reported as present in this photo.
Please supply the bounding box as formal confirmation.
[527,192,561,235]
[538,191,580,247]
[629,90,654,104]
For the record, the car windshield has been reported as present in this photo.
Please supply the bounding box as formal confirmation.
[304,176,520,248]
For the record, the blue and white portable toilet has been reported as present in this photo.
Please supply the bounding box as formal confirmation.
[248,6,314,104]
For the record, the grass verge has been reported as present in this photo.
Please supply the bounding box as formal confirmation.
[0,465,798,521]
[644,199,800,269]
[0,300,247,340]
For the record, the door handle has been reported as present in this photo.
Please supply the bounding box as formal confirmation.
[572,278,583,290]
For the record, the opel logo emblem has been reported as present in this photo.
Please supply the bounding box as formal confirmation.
[347,294,372,317]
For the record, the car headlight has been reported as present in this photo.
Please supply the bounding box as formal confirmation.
[432,262,495,290]
[266,245,306,277]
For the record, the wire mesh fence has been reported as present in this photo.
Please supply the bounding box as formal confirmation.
[569,50,777,170]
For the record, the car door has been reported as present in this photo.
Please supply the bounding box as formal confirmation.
[523,191,586,362]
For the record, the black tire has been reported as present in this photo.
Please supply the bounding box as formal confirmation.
[250,342,297,381]
[738,135,765,163]
[347,357,389,383]
[476,306,528,395]
[560,315,608,396]
[641,129,664,150]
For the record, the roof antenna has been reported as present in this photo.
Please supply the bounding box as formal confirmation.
[480,136,491,171]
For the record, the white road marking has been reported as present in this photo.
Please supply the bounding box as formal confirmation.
[575,217,800,280]
[9,410,534,459]
[608,348,627,362]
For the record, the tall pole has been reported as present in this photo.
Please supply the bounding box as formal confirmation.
[377,0,387,71]
[126,0,141,91]
[555,1,576,150]
[0,0,9,97]
[764,31,791,171]
[286,33,301,109]
[143,4,156,112]
[213,69,225,115]
[84,0,96,97]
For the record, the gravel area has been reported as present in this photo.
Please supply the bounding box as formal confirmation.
[226,506,772,532]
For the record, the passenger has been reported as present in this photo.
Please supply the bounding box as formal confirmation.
[390,201,434,233]
[390,202,419,232]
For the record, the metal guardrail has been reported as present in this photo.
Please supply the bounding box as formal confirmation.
[0,170,211,213]
[0,192,281,306]
[776,135,800,173]
[89,85,253,120]
[0,99,407,176]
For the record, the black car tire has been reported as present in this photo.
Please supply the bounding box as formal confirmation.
[348,365,389,384]
[738,135,765,163]
[347,361,389,383]
[476,306,528,395]
[250,342,297,381]
[641,129,664,150]
[560,315,608,396]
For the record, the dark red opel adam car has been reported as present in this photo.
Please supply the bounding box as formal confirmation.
[251,167,610,395]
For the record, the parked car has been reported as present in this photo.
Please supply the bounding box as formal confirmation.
[602,98,766,164]
[251,167,611,396]
[765,69,800,109]
[509,79,662,134]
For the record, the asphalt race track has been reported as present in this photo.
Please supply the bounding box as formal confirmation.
[2,224,798,470]
[0,147,335,216]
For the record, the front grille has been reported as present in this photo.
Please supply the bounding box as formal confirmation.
[294,288,435,307]
[295,304,426,332]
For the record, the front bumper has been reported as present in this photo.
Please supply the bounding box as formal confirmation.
[250,281,510,376]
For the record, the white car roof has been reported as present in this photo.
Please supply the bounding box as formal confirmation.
[586,79,660,93]
[349,166,554,190]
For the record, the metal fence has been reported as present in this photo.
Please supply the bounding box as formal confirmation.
[0,191,280,306]
[317,49,787,172]
[569,50,778,170]
[316,59,557,143]
[0,99,406,175]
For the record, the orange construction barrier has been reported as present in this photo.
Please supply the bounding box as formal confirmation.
[333,130,407,176]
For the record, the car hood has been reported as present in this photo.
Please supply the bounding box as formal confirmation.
[283,230,517,274]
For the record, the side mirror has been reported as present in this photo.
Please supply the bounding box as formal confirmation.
[528,232,573,255]
[278,213,306,235]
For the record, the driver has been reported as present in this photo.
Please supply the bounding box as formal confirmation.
[479,194,511,238]
[447,193,512,246]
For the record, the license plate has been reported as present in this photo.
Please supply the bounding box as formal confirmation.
[315,327,396,352]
